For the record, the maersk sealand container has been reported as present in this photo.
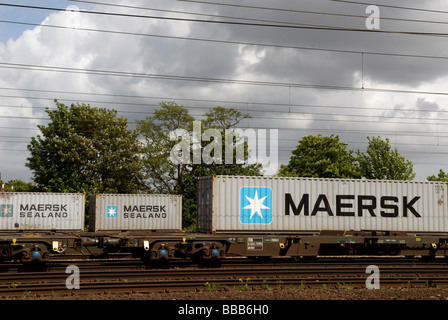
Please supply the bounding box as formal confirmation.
[89,194,182,232]
[197,175,448,234]
[0,193,85,231]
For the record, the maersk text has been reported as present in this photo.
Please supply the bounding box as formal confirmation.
[285,194,421,217]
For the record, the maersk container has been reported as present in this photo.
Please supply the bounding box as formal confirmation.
[89,194,182,232]
[197,175,448,233]
[0,192,85,231]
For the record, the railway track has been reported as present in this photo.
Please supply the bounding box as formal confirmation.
[1,257,448,297]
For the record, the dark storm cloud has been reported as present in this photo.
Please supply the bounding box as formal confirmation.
[382,97,442,120]
[244,47,360,87]
[2,0,448,181]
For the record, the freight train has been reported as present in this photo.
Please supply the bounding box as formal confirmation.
[1,175,448,263]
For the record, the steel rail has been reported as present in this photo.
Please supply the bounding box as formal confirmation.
[1,258,448,297]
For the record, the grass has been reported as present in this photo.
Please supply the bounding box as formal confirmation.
[204,282,218,292]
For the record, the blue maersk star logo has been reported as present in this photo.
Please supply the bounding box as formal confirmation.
[240,187,272,224]
[0,204,13,217]
[106,205,118,218]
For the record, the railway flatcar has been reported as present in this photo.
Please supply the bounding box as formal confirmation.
[1,176,448,264]
[0,193,85,262]
[195,175,448,259]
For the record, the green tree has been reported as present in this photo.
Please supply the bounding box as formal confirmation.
[0,179,38,192]
[427,169,448,182]
[182,106,262,228]
[201,106,251,129]
[356,136,415,180]
[279,134,360,178]
[137,102,262,229]
[26,100,145,193]
[137,101,195,194]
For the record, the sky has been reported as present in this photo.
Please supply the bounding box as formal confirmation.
[1,0,448,182]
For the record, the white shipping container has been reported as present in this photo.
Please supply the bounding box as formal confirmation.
[197,175,448,233]
[89,194,182,232]
[0,192,85,231]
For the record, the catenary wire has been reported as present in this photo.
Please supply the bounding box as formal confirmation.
[1,3,448,37]
[73,0,448,27]
[331,0,448,15]
[2,86,448,116]
[0,3,448,168]
[2,18,448,62]
[2,89,448,126]
[3,61,448,96]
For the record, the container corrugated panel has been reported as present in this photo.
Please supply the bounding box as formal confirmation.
[89,194,182,232]
[0,192,85,231]
[197,175,448,233]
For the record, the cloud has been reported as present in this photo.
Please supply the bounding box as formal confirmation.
[1,0,448,181]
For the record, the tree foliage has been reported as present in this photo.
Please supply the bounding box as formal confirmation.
[279,134,360,178]
[427,169,448,182]
[26,100,145,193]
[0,179,38,192]
[137,102,262,229]
[137,101,195,194]
[182,107,262,228]
[356,136,415,180]
[137,102,262,195]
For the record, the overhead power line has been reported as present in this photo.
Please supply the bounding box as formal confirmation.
[4,87,448,129]
[3,61,448,96]
[1,3,448,37]
[3,18,448,62]
[1,94,448,140]
[0,99,446,126]
[74,0,448,27]
[2,86,448,115]
[2,92,448,126]
[331,0,448,15]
